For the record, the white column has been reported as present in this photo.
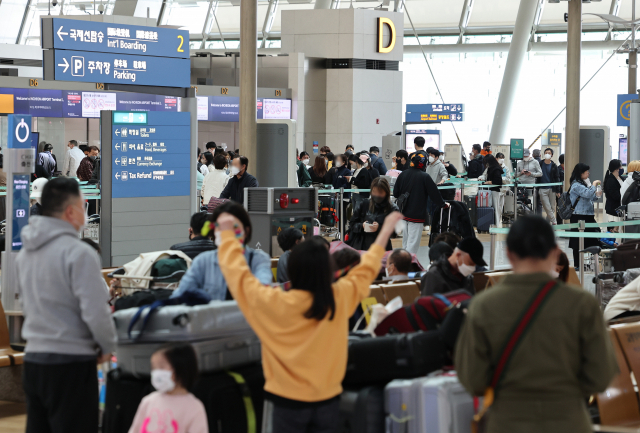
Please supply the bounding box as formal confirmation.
[239,0,257,166]
[565,0,582,187]
[488,0,539,144]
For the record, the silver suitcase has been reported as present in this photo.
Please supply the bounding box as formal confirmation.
[629,202,640,219]
[112,301,260,375]
[385,379,414,433]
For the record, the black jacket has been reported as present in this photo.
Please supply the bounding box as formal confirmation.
[538,160,562,193]
[393,168,444,223]
[370,155,388,175]
[467,155,484,179]
[348,199,398,251]
[170,236,216,260]
[485,165,503,192]
[352,168,373,198]
[368,167,380,180]
[421,257,475,296]
[604,173,623,216]
[220,172,259,205]
[445,162,458,177]
[396,160,410,172]
[309,167,330,184]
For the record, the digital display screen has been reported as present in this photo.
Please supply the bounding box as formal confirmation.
[12,175,30,251]
[63,91,83,117]
[262,99,292,120]
[405,128,441,154]
[620,138,628,166]
[82,91,117,118]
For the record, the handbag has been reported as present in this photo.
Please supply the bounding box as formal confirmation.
[471,280,558,433]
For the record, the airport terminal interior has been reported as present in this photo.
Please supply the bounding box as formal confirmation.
[3,0,640,432]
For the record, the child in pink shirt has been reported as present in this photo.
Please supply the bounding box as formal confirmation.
[128,344,208,433]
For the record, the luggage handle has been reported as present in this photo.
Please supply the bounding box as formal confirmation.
[172,313,190,327]
[226,339,250,350]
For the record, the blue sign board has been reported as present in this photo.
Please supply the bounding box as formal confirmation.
[405,103,465,122]
[113,111,148,124]
[111,112,191,199]
[42,18,189,59]
[48,49,190,88]
[11,175,30,251]
[618,94,639,127]
[7,114,32,149]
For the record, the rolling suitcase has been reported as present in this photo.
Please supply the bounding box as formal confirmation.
[411,374,476,433]
[113,301,260,375]
[594,272,625,310]
[343,331,447,386]
[476,207,494,233]
[463,196,476,228]
[624,267,640,284]
[338,386,385,433]
[612,240,640,272]
[385,380,414,433]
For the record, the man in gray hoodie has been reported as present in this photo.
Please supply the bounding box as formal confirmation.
[17,177,116,433]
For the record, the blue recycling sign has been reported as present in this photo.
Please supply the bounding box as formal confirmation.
[618,94,639,127]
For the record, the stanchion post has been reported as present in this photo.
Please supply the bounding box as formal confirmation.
[490,225,496,271]
[339,188,345,241]
[579,219,585,285]
[513,180,518,222]
[532,185,537,214]
[461,182,465,200]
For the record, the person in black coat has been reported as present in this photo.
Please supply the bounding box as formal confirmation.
[170,212,216,259]
[604,159,624,218]
[348,153,373,198]
[348,177,398,251]
[482,155,504,228]
[393,150,410,171]
[219,155,258,205]
[309,156,331,184]
[466,144,484,178]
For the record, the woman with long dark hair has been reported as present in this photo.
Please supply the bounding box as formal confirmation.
[309,156,330,184]
[216,210,403,433]
[568,163,603,268]
[603,159,624,221]
[482,154,504,228]
[348,177,398,250]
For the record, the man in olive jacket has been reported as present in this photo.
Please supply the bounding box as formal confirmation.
[455,215,617,433]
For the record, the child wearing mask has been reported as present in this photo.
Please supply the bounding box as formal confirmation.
[128,344,208,433]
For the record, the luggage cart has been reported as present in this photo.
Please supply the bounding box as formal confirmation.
[82,214,100,243]
[107,268,186,298]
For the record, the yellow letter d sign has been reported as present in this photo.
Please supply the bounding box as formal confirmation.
[377,17,396,54]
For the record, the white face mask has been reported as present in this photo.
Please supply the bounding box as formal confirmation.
[302,159,309,165]
[364,162,369,168]
[439,155,444,161]
[151,369,175,393]
[497,159,504,165]
[524,156,531,161]
[457,256,476,277]
[230,166,241,176]
[385,267,390,278]
[550,270,560,279]
[428,156,435,163]
[544,154,552,160]
[335,162,343,168]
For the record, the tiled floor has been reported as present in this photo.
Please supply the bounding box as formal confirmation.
[0,401,26,433]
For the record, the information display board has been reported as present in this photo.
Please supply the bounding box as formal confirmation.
[510,139,524,160]
[549,133,562,147]
[405,104,464,122]
[404,127,441,153]
[111,111,190,198]
[11,175,29,251]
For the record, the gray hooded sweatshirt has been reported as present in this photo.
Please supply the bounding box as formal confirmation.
[17,216,116,358]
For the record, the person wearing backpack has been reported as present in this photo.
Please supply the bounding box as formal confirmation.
[455,215,617,433]
[567,163,603,268]
[216,210,403,433]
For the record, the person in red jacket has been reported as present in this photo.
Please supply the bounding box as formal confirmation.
[76,146,99,181]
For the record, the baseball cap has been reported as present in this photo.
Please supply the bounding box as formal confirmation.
[31,178,49,199]
[523,149,530,157]
[457,237,487,267]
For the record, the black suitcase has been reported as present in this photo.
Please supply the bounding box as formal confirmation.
[612,240,640,272]
[343,331,447,386]
[338,386,385,433]
[103,364,265,433]
[476,207,495,233]
[463,196,476,228]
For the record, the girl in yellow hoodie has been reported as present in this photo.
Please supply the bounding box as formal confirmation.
[216,210,402,433]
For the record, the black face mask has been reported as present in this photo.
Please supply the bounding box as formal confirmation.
[371,195,386,204]
[620,168,625,176]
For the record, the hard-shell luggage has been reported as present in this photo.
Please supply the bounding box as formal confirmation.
[384,379,414,433]
[476,190,492,208]
[319,195,338,227]
[338,386,385,433]
[612,240,640,272]
[476,207,494,233]
[112,301,260,375]
[410,374,476,433]
[374,290,472,336]
[594,272,625,310]
[463,196,476,228]
[103,364,265,433]
[343,331,447,386]
[628,202,640,219]
[428,201,475,247]
[624,267,640,284]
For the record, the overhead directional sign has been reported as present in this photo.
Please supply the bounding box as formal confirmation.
[113,111,148,124]
[43,49,190,88]
[41,17,189,59]
[405,103,465,122]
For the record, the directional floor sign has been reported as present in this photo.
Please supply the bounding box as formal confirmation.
[42,17,189,59]
[44,49,190,88]
[110,111,191,198]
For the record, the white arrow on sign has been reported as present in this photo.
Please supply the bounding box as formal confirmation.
[57,57,69,73]
[114,158,120,165]
[115,143,120,150]
[115,130,120,136]
[138,114,145,121]
[115,172,120,180]
[57,26,68,41]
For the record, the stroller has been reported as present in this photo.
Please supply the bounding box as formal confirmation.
[429,201,475,247]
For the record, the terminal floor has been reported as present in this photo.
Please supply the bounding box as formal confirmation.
[0,401,26,433]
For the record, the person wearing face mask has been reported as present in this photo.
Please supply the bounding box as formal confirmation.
[170,201,272,301]
[481,141,492,157]
[538,148,562,225]
[129,344,208,433]
[330,154,352,198]
[76,145,99,181]
[420,236,483,296]
[603,159,624,223]
[494,152,511,182]
[347,177,398,250]
[466,144,485,179]
[296,149,313,188]
[515,149,542,185]
[456,215,617,433]
[29,177,48,216]
[363,152,381,180]
[568,163,603,268]
[383,248,412,281]
[219,155,259,205]
[426,149,448,185]
[62,139,85,177]
[17,178,117,433]
[199,151,213,176]
[347,153,374,211]
[369,146,388,175]
[300,151,311,168]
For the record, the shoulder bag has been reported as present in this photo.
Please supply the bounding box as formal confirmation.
[471,280,558,433]
[557,183,581,220]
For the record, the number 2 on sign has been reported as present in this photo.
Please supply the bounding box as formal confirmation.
[177,35,184,52]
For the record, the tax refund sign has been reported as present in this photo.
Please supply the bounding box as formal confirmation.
[110,111,191,198]
[42,17,189,88]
